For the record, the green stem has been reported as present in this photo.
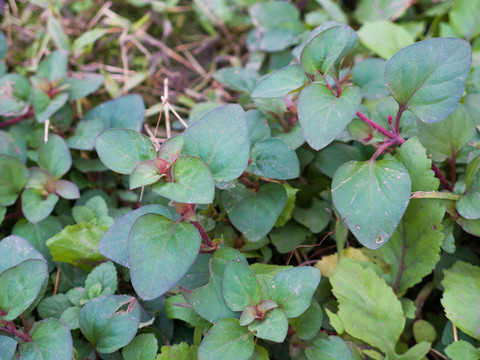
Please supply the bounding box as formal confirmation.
[410,191,460,200]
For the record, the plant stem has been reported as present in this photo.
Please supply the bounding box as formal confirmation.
[411,191,460,200]
[394,106,405,136]
[0,108,35,128]
[0,318,31,342]
[431,164,453,192]
[191,221,214,248]
[356,111,395,139]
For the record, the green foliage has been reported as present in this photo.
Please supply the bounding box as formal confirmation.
[1,1,479,358]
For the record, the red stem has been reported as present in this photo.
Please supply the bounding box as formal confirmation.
[191,221,214,248]
[356,111,396,139]
[431,163,453,192]
[0,319,31,342]
[0,108,35,128]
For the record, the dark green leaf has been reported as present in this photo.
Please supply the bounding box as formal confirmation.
[384,38,471,123]
[270,221,311,254]
[79,295,141,353]
[222,183,287,242]
[289,300,322,340]
[182,104,250,182]
[251,65,308,98]
[297,83,362,150]
[292,199,330,233]
[122,334,158,360]
[128,214,201,300]
[37,294,71,319]
[246,110,270,145]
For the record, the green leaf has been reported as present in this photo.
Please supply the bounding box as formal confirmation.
[331,159,411,249]
[95,129,157,175]
[152,156,215,204]
[0,130,27,163]
[331,258,405,358]
[99,205,170,267]
[384,38,471,123]
[182,104,250,182]
[72,28,109,55]
[0,74,31,117]
[394,342,430,360]
[182,248,248,323]
[270,266,321,318]
[37,50,67,81]
[213,67,259,93]
[122,334,158,360]
[198,318,254,360]
[0,335,16,359]
[33,90,69,123]
[128,214,201,300]
[17,318,73,359]
[0,155,28,206]
[301,23,358,78]
[52,179,80,199]
[69,95,145,150]
[274,183,299,227]
[457,155,480,219]
[355,0,408,22]
[165,294,211,328]
[84,261,117,297]
[0,31,7,60]
[60,305,81,330]
[417,104,475,161]
[0,259,48,320]
[413,320,436,343]
[445,340,480,360]
[79,295,141,353]
[247,138,299,180]
[450,0,480,40]
[222,183,287,242]
[158,134,184,163]
[305,335,354,360]
[297,83,362,150]
[0,235,45,273]
[441,261,480,340]
[315,142,363,178]
[246,110,270,145]
[37,294,71,319]
[21,189,59,224]
[289,300,323,340]
[292,199,330,233]
[248,308,288,343]
[270,221,312,254]
[61,73,104,100]
[37,134,72,177]
[156,342,198,360]
[251,64,308,98]
[351,58,389,100]
[129,159,164,189]
[358,21,414,60]
[46,222,107,271]
[47,17,70,51]
[223,261,263,311]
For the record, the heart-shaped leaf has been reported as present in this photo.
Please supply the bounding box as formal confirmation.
[332,159,411,249]
[197,318,254,360]
[79,295,141,354]
[222,183,287,241]
[152,156,215,204]
[95,129,157,175]
[128,214,201,300]
[384,38,472,123]
[18,318,73,359]
[99,204,171,267]
[248,308,289,343]
[223,261,263,311]
[251,64,308,98]
[0,155,28,206]
[129,158,164,190]
[37,134,72,177]
[182,104,250,182]
[298,83,362,150]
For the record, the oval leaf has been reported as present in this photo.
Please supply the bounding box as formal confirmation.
[331,159,411,249]
[0,155,28,207]
[248,308,289,343]
[251,64,308,98]
[128,214,202,300]
[223,261,263,311]
[384,38,472,123]
[37,134,72,177]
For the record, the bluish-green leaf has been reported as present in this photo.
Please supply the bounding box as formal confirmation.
[182,104,250,182]
[0,155,28,206]
[38,134,72,177]
[298,83,362,150]
[0,335,16,359]
[251,64,308,98]
[213,67,259,93]
[99,204,171,267]
[384,38,472,123]
[248,308,288,343]
[128,214,201,300]
[0,130,27,163]
[351,58,389,99]
[21,189,59,224]
[79,295,141,353]
[222,183,287,242]
[332,159,411,249]
[95,128,157,175]
[122,334,158,360]
[223,261,263,311]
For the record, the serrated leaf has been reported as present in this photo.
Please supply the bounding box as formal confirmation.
[222,183,287,242]
[95,129,157,174]
[128,214,201,300]
[152,156,215,204]
[270,266,321,318]
[198,318,254,360]
[17,318,73,359]
[441,261,480,340]
[79,295,141,353]
[84,261,117,297]
[384,38,471,123]
[182,248,248,323]
[99,204,171,267]
[331,159,411,249]
[305,335,354,360]
[223,261,262,311]
[248,308,288,342]
[247,138,299,180]
[122,334,158,360]
[156,342,198,360]
[331,258,405,358]
[0,155,28,206]
[297,83,362,150]
[251,64,308,98]
[182,104,250,182]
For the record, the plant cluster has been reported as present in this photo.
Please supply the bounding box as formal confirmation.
[1,0,480,359]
